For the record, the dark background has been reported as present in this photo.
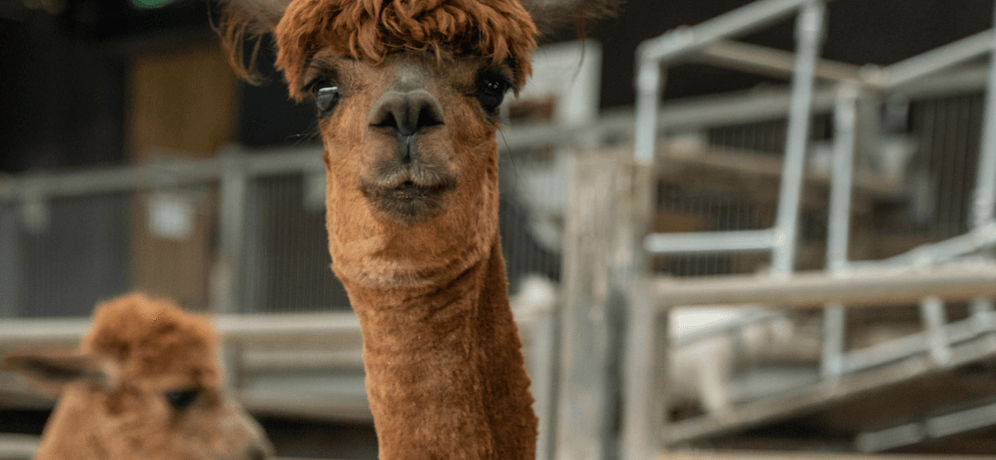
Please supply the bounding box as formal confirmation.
[2,0,993,173]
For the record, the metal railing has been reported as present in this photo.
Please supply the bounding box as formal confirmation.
[635,0,827,274]
[622,262,996,460]
[611,0,996,458]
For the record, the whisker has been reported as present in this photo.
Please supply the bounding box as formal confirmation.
[289,119,323,145]
[497,127,522,186]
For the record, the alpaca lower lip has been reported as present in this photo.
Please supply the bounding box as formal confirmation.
[390,180,451,197]
[361,179,456,223]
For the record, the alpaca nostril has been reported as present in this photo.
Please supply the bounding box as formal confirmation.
[414,102,443,132]
[369,90,444,137]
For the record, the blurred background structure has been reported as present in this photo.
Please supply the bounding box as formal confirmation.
[5,0,996,459]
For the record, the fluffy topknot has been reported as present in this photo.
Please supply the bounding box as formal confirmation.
[82,293,220,384]
[273,0,539,95]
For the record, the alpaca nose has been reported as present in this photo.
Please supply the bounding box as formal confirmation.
[368,89,445,137]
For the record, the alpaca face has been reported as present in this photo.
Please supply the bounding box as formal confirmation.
[300,50,511,287]
[252,0,538,288]
[82,368,272,460]
[306,51,511,224]
[215,0,614,287]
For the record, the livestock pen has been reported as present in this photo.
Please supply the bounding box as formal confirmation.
[6,0,996,458]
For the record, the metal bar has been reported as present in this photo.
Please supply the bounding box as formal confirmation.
[919,296,952,365]
[0,434,372,460]
[662,328,996,445]
[971,16,996,229]
[0,147,323,202]
[0,310,546,354]
[696,40,864,83]
[969,297,996,332]
[634,62,664,164]
[638,0,815,62]
[241,349,364,370]
[0,158,223,200]
[846,220,996,268]
[0,312,362,348]
[216,149,249,314]
[771,0,826,275]
[820,84,860,378]
[856,398,996,452]
[825,84,859,272]
[670,311,780,346]
[0,204,18,318]
[881,29,994,89]
[855,423,926,453]
[237,387,373,423]
[643,229,776,255]
[843,315,983,373]
[243,145,324,175]
[0,434,39,460]
[621,282,669,460]
[888,64,989,100]
[821,305,846,377]
[645,262,996,311]
[928,399,996,438]
[526,305,558,460]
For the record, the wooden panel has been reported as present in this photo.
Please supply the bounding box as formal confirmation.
[558,151,653,460]
[128,43,236,159]
[127,42,236,309]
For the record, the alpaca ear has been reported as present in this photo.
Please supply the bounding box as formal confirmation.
[212,0,292,84]
[2,349,118,395]
[522,0,620,37]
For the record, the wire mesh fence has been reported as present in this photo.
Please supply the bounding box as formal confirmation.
[0,144,568,318]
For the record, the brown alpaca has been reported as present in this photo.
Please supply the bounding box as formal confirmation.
[2,293,273,460]
[215,0,611,458]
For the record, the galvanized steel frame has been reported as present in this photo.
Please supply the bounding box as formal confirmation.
[624,0,996,457]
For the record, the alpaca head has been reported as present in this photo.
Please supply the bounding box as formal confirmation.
[3,293,273,460]
[217,0,611,289]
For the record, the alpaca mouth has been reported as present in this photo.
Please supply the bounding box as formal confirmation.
[361,176,457,224]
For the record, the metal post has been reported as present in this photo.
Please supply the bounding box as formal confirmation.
[821,83,860,378]
[0,202,18,318]
[972,4,996,229]
[967,2,996,329]
[217,147,250,395]
[920,296,952,365]
[969,298,995,333]
[826,83,858,271]
[634,59,665,165]
[556,155,624,460]
[638,0,817,62]
[531,303,558,460]
[217,147,248,315]
[621,283,668,460]
[771,0,826,275]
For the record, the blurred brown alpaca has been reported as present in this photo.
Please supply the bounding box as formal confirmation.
[3,293,273,460]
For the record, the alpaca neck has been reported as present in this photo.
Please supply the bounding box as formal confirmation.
[341,238,537,460]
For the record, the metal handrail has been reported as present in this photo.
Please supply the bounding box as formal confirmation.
[620,0,996,457]
[0,311,361,348]
[622,263,996,459]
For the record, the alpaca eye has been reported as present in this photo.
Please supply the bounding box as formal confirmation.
[476,77,508,114]
[313,83,340,112]
[164,389,199,410]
